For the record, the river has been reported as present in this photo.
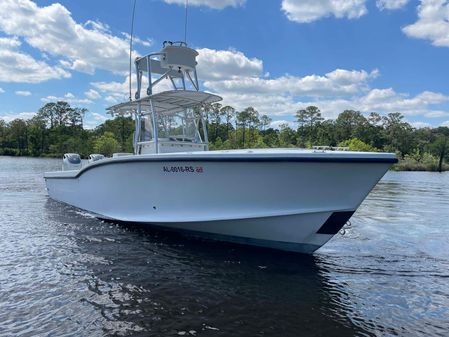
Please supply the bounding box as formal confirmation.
[0,156,448,336]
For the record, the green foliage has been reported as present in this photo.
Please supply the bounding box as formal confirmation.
[94,132,120,157]
[1,101,449,171]
[38,101,85,128]
[278,124,296,147]
[393,152,445,172]
[94,116,134,152]
[338,138,378,152]
[296,106,323,145]
[428,133,448,172]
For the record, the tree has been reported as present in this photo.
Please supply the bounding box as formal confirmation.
[296,106,323,145]
[296,106,323,128]
[221,105,235,139]
[27,116,47,156]
[68,107,87,127]
[366,112,385,148]
[429,129,449,172]
[314,119,336,147]
[8,119,28,155]
[209,103,224,141]
[38,102,57,129]
[236,109,249,148]
[54,101,72,127]
[338,138,377,152]
[95,116,134,152]
[0,119,7,148]
[2,101,449,172]
[246,107,260,145]
[259,115,272,131]
[278,123,296,147]
[335,110,368,142]
[94,132,120,157]
[235,107,260,148]
[382,112,415,155]
[38,101,80,128]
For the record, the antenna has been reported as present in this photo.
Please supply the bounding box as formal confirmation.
[129,0,137,101]
[184,0,188,44]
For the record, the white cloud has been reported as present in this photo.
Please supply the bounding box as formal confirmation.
[205,69,378,97]
[424,110,449,118]
[0,88,4,93]
[83,111,112,129]
[92,112,108,122]
[72,60,95,75]
[441,120,449,127]
[293,89,449,120]
[270,119,298,130]
[0,0,132,75]
[91,78,130,104]
[85,89,101,100]
[197,48,263,80]
[0,36,21,49]
[357,88,449,113]
[281,0,367,23]
[163,0,246,9]
[41,93,93,106]
[411,121,431,128]
[0,36,70,83]
[105,95,119,104]
[206,77,448,122]
[0,112,36,122]
[91,74,173,104]
[15,90,32,96]
[376,0,409,10]
[91,79,129,97]
[197,47,449,119]
[90,47,449,124]
[402,0,449,47]
[84,20,110,34]
[121,32,154,48]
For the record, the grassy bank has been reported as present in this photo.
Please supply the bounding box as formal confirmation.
[392,153,449,172]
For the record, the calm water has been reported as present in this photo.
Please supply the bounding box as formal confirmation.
[1,156,449,337]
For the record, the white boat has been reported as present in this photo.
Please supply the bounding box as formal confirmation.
[44,42,397,253]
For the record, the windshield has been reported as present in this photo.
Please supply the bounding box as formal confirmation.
[143,108,201,142]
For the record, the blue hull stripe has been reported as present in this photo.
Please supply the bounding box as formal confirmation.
[45,155,397,179]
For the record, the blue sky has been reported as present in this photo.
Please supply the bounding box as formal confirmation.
[1,0,449,129]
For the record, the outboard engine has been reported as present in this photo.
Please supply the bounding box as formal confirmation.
[62,153,82,171]
[88,153,105,164]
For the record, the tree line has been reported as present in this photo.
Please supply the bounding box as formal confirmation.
[1,101,448,171]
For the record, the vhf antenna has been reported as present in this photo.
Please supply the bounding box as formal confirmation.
[184,0,188,44]
[129,0,137,101]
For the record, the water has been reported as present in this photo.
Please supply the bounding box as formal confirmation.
[1,156,448,337]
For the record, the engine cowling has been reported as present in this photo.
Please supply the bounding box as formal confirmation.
[88,154,105,164]
[62,153,82,171]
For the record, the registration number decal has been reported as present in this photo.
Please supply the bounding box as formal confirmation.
[163,166,204,173]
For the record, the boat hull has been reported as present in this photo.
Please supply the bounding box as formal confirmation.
[44,152,395,253]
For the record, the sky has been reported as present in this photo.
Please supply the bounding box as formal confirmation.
[1,0,449,129]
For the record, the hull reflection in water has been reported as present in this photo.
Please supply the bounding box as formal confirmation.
[44,199,373,336]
